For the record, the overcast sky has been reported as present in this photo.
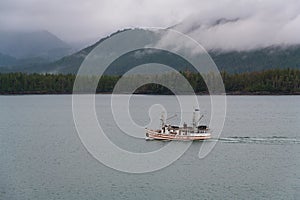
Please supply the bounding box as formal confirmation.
[1,0,300,50]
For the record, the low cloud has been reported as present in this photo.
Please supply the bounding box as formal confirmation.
[1,0,300,50]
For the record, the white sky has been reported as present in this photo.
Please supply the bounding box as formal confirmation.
[1,0,300,50]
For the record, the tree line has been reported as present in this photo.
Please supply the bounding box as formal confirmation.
[0,68,299,94]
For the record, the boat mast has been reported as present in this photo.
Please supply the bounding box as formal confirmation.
[160,111,165,128]
[193,108,200,131]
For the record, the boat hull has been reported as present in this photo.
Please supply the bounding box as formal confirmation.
[146,129,211,141]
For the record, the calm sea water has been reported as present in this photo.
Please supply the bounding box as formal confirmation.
[0,95,299,200]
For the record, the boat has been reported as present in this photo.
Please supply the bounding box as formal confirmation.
[145,109,211,141]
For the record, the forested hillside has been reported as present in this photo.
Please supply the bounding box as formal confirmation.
[1,29,300,74]
[1,68,299,94]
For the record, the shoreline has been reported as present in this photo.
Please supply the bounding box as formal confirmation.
[1,91,300,96]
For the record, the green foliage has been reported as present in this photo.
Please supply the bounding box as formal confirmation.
[0,68,300,94]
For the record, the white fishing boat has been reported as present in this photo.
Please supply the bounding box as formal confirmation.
[145,109,211,141]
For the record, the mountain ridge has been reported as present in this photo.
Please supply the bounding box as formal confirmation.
[0,30,73,61]
[1,28,300,74]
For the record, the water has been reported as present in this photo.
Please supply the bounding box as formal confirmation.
[0,95,299,199]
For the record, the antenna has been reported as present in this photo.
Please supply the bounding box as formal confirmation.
[197,115,204,124]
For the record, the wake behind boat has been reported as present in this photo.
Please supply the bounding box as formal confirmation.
[145,109,211,141]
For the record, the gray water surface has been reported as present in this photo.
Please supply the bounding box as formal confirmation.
[0,95,299,199]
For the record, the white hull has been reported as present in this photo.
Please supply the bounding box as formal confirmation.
[146,128,211,141]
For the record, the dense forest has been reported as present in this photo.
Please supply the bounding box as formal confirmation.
[0,68,300,95]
